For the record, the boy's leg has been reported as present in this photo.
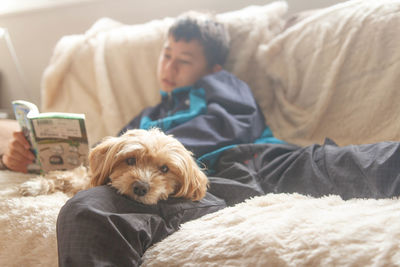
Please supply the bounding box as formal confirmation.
[208,142,301,206]
[259,139,400,199]
[57,185,226,267]
[211,140,400,201]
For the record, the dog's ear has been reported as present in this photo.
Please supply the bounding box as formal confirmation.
[172,149,209,201]
[185,163,209,201]
[88,136,118,187]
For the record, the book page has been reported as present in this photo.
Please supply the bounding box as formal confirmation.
[32,119,83,139]
[31,117,88,172]
[12,100,89,173]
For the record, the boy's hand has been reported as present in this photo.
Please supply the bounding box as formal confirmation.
[3,131,35,173]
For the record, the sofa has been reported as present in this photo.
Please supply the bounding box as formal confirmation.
[1,0,400,266]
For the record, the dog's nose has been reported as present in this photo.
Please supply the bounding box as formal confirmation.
[133,181,150,197]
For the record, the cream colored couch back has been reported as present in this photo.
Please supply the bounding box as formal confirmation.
[42,0,400,147]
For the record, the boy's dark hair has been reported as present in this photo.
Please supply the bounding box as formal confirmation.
[168,12,230,68]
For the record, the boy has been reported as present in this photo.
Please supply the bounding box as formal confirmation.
[117,12,270,165]
[1,12,268,173]
[8,11,400,267]
[56,13,267,267]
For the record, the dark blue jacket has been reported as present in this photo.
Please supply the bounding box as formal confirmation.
[119,70,281,168]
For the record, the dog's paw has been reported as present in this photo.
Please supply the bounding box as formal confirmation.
[19,178,48,196]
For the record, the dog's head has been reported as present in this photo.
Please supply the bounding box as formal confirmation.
[89,128,208,204]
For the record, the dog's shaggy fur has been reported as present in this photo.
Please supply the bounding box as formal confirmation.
[19,129,208,204]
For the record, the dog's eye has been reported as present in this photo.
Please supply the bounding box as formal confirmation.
[126,157,136,166]
[159,165,169,173]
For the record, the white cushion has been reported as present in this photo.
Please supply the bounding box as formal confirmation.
[256,0,400,146]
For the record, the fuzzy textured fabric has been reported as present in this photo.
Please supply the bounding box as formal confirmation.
[5,1,400,265]
[142,193,400,266]
[0,170,70,266]
[40,2,288,145]
[257,0,400,146]
[1,170,400,266]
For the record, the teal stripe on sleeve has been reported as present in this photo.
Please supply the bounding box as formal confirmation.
[140,88,207,131]
[197,144,237,175]
[254,127,286,144]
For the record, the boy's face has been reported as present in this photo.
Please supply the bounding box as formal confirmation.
[157,35,219,92]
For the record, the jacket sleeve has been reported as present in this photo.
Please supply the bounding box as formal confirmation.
[118,71,265,159]
[165,70,265,158]
[118,111,142,136]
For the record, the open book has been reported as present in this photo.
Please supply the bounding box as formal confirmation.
[12,100,89,174]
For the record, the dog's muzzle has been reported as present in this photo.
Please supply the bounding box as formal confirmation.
[133,181,150,197]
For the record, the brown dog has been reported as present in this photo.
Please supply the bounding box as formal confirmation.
[19,129,208,204]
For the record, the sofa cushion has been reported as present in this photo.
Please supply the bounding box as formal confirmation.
[257,0,400,146]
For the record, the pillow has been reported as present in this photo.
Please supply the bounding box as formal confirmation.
[256,0,400,146]
[142,193,400,266]
[41,2,288,145]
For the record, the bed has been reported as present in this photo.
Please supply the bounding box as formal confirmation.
[1,0,400,265]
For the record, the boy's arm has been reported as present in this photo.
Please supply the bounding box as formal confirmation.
[119,71,265,159]
[118,114,142,136]
[166,103,264,158]
[166,70,265,158]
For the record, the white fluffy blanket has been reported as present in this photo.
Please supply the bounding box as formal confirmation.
[0,171,68,267]
[143,193,400,266]
[5,1,400,265]
[1,170,400,266]
[257,0,400,146]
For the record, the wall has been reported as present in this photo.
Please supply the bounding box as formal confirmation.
[0,0,346,117]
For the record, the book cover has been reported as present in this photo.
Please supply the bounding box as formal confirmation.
[12,100,89,174]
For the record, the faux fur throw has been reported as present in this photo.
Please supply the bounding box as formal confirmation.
[1,170,400,266]
[142,194,400,266]
[256,0,400,146]
[0,170,68,266]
